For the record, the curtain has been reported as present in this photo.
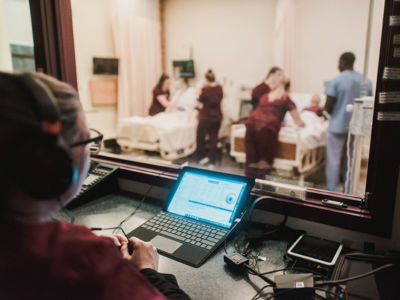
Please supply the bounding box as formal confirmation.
[273,0,299,91]
[112,0,161,119]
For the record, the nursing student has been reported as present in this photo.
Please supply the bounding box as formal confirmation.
[196,69,224,169]
[148,74,175,116]
[251,67,285,110]
[245,80,305,178]
[0,72,189,300]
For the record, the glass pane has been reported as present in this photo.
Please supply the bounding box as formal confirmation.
[70,0,385,197]
[0,0,35,72]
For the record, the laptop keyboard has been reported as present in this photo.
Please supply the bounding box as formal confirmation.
[141,212,228,250]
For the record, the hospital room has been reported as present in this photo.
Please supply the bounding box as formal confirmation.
[0,0,383,195]
[1,0,400,299]
[69,0,383,196]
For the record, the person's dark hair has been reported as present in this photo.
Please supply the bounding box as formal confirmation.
[266,66,282,79]
[284,80,291,91]
[0,72,81,202]
[339,52,356,69]
[205,69,215,82]
[157,73,170,90]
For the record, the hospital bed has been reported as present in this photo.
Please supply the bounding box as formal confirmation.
[230,93,327,180]
[117,87,198,160]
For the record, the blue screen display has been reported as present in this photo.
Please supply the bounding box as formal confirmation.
[167,171,247,228]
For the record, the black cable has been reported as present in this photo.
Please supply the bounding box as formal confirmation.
[256,288,296,300]
[257,267,327,278]
[253,286,342,300]
[112,181,159,234]
[91,226,129,239]
[244,264,276,286]
[113,171,168,232]
[248,196,275,223]
[223,211,247,254]
[315,263,395,286]
[251,284,273,300]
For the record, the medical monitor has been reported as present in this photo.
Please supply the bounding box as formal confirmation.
[172,60,195,78]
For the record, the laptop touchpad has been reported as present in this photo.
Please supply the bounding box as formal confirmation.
[150,235,183,254]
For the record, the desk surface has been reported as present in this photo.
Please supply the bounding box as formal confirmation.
[59,194,293,300]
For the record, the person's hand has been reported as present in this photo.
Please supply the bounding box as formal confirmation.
[298,121,306,128]
[102,234,128,247]
[120,237,159,271]
[168,102,177,109]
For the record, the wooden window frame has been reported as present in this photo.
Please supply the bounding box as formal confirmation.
[28,0,399,238]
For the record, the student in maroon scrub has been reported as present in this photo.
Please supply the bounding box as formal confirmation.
[0,72,189,300]
[251,67,285,110]
[196,69,223,168]
[149,74,174,116]
[245,80,305,178]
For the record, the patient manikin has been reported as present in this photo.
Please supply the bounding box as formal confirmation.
[303,94,324,118]
[166,78,197,114]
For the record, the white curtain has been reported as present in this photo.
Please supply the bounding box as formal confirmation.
[273,0,299,91]
[112,0,161,119]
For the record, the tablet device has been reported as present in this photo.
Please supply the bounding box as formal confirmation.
[287,234,343,267]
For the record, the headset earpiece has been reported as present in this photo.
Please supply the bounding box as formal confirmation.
[15,134,76,199]
[1,72,77,200]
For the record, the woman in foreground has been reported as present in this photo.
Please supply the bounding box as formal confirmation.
[0,72,189,300]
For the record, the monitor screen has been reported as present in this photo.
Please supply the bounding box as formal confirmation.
[93,57,119,75]
[167,171,248,228]
[172,60,195,78]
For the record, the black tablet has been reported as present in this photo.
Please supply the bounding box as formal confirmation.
[287,234,343,266]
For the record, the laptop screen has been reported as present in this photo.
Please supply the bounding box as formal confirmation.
[167,170,248,229]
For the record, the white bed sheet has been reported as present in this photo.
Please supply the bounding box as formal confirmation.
[282,110,327,149]
[117,87,198,152]
[118,111,197,151]
[233,111,327,150]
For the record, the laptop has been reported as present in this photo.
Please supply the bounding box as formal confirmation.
[127,167,254,267]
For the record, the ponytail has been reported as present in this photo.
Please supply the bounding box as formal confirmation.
[205,69,215,82]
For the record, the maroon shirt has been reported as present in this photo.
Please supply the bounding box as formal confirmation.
[251,82,271,108]
[246,93,296,134]
[198,85,223,120]
[149,86,170,116]
[304,106,324,116]
[0,218,166,300]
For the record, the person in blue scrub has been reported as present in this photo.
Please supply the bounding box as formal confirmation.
[324,52,373,192]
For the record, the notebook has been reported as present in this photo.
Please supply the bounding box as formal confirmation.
[127,166,254,267]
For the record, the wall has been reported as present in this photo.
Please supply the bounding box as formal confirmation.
[3,0,33,46]
[295,0,384,93]
[0,0,33,71]
[0,0,12,71]
[70,0,117,138]
[164,0,384,105]
[164,0,277,120]
[164,0,276,89]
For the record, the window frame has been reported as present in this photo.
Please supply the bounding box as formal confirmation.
[29,0,399,238]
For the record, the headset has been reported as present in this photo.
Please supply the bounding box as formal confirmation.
[0,72,77,200]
